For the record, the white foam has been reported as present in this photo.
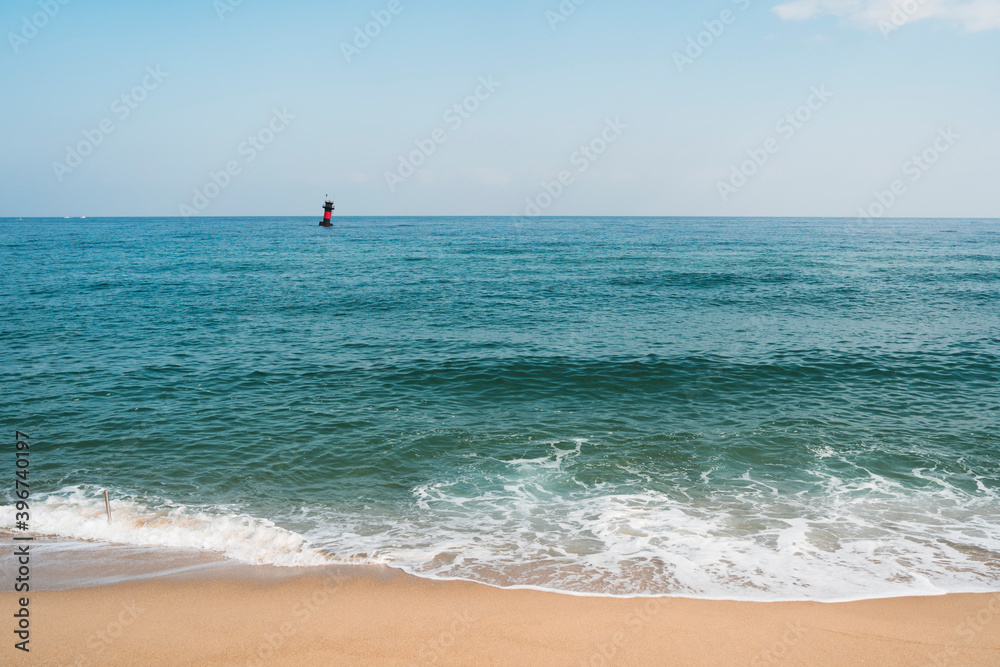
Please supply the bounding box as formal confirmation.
[0,486,330,567]
[301,443,1000,601]
[7,453,1000,602]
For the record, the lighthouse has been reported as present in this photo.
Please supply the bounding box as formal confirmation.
[320,197,335,227]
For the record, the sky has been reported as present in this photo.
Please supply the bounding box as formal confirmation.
[1,0,997,218]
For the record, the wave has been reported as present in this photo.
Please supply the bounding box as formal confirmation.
[4,461,1000,601]
[350,350,1000,403]
[0,486,330,567]
[301,442,1000,601]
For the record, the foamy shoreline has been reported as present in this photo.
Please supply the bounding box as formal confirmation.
[7,481,1000,602]
[3,555,999,666]
[4,533,1000,663]
[7,532,1000,607]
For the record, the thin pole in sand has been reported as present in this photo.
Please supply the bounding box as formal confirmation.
[104,489,112,523]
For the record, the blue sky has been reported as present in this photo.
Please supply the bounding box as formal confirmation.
[1,0,997,217]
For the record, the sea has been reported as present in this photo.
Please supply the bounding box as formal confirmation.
[2,216,998,601]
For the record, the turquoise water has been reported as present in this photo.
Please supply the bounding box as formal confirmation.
[2,217,999,600]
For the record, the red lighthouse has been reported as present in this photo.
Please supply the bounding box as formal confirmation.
[320,197,335,227]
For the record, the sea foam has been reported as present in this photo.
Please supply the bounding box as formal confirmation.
[0,486,329,567]
[300,442,1000,601]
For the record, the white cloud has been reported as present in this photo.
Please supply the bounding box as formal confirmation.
[772,0,1000,32]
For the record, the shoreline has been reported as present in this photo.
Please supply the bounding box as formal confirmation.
[5,571,1000,666]
[9,533,1000,603]
[4,542,1000,665]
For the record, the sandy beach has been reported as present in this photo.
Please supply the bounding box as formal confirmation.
[5,564,999,666]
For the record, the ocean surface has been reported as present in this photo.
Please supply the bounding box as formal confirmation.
[2,216,999,601]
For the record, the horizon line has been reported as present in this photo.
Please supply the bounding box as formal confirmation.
[3,215,998,221]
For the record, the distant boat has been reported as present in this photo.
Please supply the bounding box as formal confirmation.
[320,198,334,227]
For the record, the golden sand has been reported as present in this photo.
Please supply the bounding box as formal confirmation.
[4,566,999,666]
